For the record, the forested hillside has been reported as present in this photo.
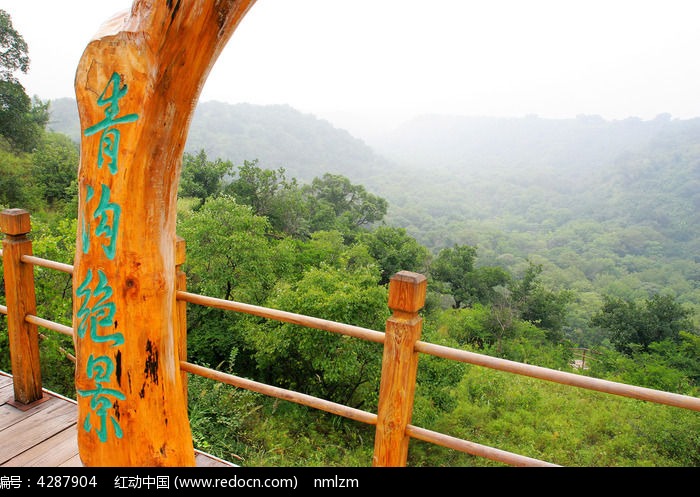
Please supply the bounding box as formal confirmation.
[47,97,395,184]
[48,98,700,347]
[368,114,700,347]
[1,93,692,466]
[3,6,698,468]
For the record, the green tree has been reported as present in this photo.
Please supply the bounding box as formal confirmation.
[0,10,49,152]
[242,263,389,409]
[179,149,233,206]
[177,195,279,367]
[432,305,493,349]
[294,230,346,270]
[488,286,518,354]
[590,294,695,354]
[224,160,309,237]
[359,226,430,284]
[429,244,478,308]
[0,9,29,82]
[509,262,572,341]
[303,173,387,234]
[31,132,79,209]
[28,216,78,396]
[468,265,512,305]
[589,333,699,394]
[0,142,41,210]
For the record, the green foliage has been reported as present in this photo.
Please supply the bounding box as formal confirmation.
[228,401,374,467]
[410,366,700,467]
[295,230,346,269]
[414,325,467,421]
[177,195,279,367]
[485,320,573,369]
[429,244,478,307]
[0,10,29,81]
[224,159,309,237]
[588,334,699,395]
[187,351,263,464]
[0,82,49,152]
[30,216,76,321]
[29,215,77,397]
[179,149,233,207]
[429,304,574,369]
[509,261,573,340]
[0,10,49,153]
[242,264,388,409]
[0,142,42,210]
[31,132,79,209]
[178,195,276,303]
[467,265,511,306]
[590,293,694,354]
[358,225,430,284]
[671,331,700,386]
[1,96,698,467]
[303,173,388,233]
[433,305,493,349]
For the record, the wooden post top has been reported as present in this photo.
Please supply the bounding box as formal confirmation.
[0,209,31,236]
[388,271,427,313]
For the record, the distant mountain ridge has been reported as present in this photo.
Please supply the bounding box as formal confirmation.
[46,98,395,186]
[370,112,700,175]
[50,97,700,186]
[47,97,700,256]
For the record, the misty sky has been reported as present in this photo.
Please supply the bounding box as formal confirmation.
[4,0,700,137]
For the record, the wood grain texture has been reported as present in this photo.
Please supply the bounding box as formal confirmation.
[0,372,235,467]
[1,209,42,404]
[373,272,427,466]
[72,0,257,466]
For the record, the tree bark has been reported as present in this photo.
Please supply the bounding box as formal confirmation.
[73,0,257,466]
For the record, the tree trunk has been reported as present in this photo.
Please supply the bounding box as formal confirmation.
[73,0,257,466]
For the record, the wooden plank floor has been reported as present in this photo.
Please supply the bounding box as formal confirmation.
[0,372,235,467]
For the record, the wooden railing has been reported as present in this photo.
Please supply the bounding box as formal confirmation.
[2,208,700,467]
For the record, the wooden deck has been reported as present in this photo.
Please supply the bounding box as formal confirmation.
[0,372,235,467]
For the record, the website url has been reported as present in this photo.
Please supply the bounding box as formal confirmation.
[174,475,297,489]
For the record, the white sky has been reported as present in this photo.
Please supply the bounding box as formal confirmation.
[4,0,700,136]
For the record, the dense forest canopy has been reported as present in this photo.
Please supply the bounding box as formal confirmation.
[48,96,700,344]
[1,9,698,467]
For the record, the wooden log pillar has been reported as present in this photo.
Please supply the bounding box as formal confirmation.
[0,209,43,405]
[175,236,188,403]
[373,271,427,467]
[73,0,257,466]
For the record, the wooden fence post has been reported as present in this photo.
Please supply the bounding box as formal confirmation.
[72,0,257,466]
[0,208,43,406]
[373,271,427,467]
[176,236,188,403]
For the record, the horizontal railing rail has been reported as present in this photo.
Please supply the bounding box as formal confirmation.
[177,290,386,344]
[178,290,700,412]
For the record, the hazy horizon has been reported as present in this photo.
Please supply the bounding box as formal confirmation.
[6,0,700,140]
